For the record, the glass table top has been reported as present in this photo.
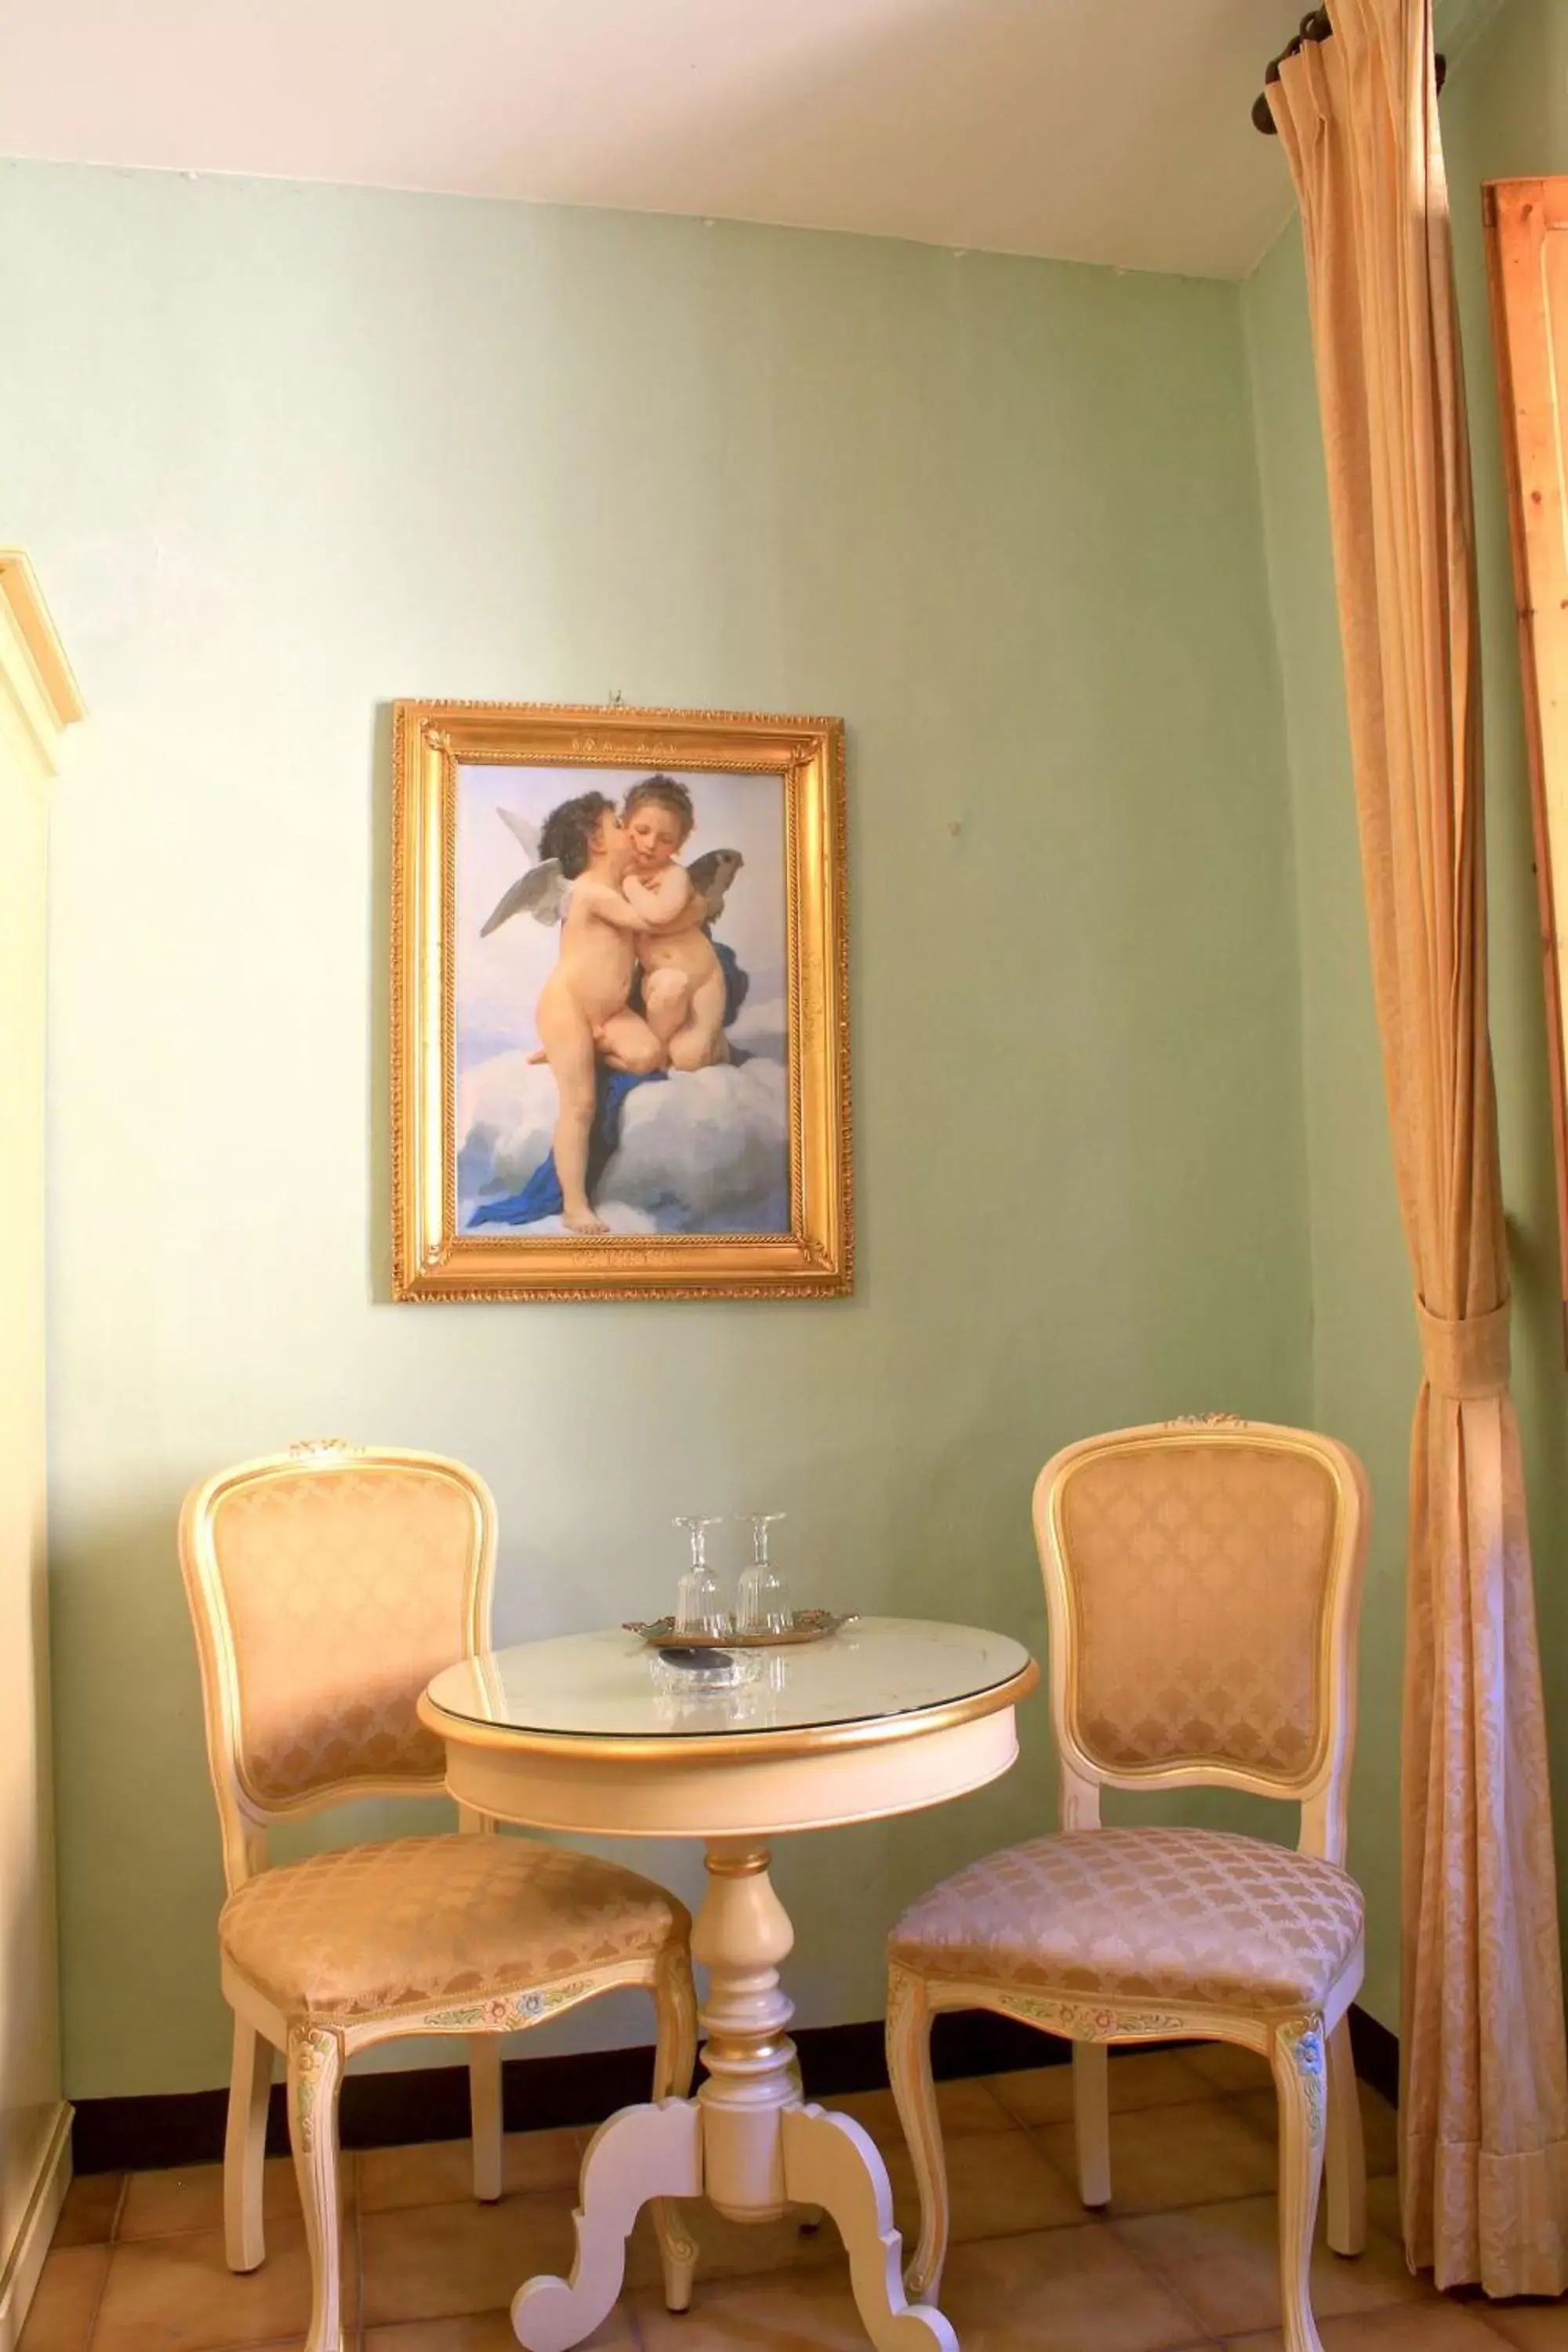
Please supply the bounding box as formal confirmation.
[425,1617,1034,1744]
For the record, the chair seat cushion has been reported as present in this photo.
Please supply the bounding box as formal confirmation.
[220,1835,688,2025]
[889,1827,1363,2016]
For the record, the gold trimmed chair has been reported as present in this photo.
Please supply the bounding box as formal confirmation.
[179,1440,699,2352]
[886,1417,1370,2352]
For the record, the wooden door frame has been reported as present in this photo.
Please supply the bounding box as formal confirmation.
[1486,176,1568,1356]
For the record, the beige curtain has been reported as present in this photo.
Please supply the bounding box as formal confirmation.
[1271,0,1568,2299]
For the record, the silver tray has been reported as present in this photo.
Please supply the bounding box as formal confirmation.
[623,1609,857,1650]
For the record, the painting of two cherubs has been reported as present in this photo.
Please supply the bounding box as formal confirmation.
[391,702,850,1301]
[458,763,785,1236]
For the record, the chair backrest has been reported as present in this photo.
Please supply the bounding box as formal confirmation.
[1032,1417,1368,1860]
[179,1441,496,1889]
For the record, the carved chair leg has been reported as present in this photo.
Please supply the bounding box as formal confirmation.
[288,2025,347,2352]
[225,2015,272,2273]
[649,1943,700,2312]
[1323,2015,1367,2256]
[470,2033,503,2203]
[1073,2042,1111,2209]
[1272,2017,1328,2352]
[886,1965,949,2304]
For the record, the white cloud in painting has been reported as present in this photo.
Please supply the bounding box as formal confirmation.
[611,1056,788,1228]
[459,999,789,1234]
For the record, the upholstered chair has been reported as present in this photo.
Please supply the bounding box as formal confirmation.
[179,1441,699,2352]
[886,1418,1370,2352]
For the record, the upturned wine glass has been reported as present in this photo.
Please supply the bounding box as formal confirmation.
[736,1512,790,1635]
[673,1515,728,1636]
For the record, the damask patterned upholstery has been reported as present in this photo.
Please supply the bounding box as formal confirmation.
[209,1464,481,1805]
[1056,1439,1338,1779]
[889,1827,1363,2013]
[220,1834,689,2023]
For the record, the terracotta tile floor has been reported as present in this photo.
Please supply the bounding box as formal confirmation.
[27,2053,1568,2350]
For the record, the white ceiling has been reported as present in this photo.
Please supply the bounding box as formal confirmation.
[0,0,1319,279]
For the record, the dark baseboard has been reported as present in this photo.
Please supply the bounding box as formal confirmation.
[71,2002,1396,2176]
[71,2011,1060,2175]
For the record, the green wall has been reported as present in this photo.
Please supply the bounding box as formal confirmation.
[14,0,1568,2113]
[1,160,1312,2097]
[1243,0,1568,2028]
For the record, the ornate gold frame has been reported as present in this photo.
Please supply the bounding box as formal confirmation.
[390,699,851,1301]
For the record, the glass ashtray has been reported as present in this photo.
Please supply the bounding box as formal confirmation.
[646,1646,767,1696]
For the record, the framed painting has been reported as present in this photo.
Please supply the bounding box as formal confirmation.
[391,701,851,1301]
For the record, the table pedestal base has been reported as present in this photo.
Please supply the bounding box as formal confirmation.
[510,1844,957,2352]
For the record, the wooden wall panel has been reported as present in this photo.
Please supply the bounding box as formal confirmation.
[1486,177,1568,1352]
[0,553,82,2349]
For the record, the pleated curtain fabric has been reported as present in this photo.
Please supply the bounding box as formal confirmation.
[1272,0,1568,2298]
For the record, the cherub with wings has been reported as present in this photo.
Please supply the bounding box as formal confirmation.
[479,779,745,1230]
[616,774,743,1073]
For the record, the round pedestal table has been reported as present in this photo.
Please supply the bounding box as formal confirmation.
[419,1616,1036,2352]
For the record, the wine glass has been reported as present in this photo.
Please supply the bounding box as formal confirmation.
[673,1515,728,1636]
[736,1512,790,1635]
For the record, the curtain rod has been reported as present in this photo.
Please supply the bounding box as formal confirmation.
[1251,8,1446,131]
